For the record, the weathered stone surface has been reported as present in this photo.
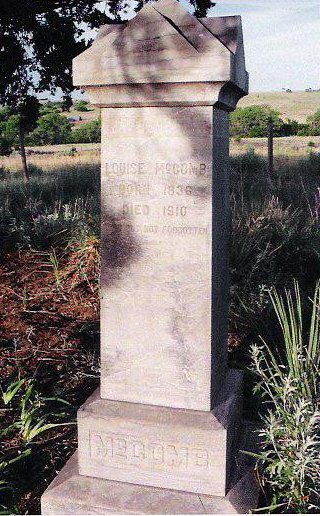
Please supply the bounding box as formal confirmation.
[78,370,242,496]
[42,421,259,515]
[101,106,230,410]
[73,0,248,109]
[41,1,255,513]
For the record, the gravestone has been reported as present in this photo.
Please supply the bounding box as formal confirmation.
[41,0,259,513]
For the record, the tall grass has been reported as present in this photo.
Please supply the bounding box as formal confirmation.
[0,164,100,251]
[229,151,320,366]
[250,283,320,513]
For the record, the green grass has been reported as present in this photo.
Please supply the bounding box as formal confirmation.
[250,283,320,513]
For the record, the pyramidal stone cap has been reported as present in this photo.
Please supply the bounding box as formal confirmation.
[73,0,248,109]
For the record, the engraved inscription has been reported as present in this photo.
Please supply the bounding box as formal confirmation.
[123,203,150,216]
[103,159,211,238]
[164,185,192,196]
[163,206,187,217]
[89,431,209,471]
[106,183,151,197]
[156,162,207,177]
[102,215,208,237]
[104,161,208,178]
[105,162,146,176]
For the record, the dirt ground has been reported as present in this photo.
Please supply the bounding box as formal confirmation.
[0,241,100,513]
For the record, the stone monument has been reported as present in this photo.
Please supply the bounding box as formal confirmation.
[41,0,258,512]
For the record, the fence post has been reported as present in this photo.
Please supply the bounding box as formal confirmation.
[268,118,274,182]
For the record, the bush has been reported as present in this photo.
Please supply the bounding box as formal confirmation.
[297,123,312,136]
[39,101,63,116]
[70,119,101,144]
[250,282,320,513]
[28,113,72,145]
[230,105,315,138]
[230,105,283,138]
[0,112,19,155]
[0,135,13,156]
[307,109,320,136]
[74,100,89,112]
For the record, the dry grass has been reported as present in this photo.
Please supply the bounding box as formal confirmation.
[1,134,319,175]
[69,92,320,125]
[238,90,320,123]
[62,104,101,123]
[231,135,320,157]
[0,144,100,172]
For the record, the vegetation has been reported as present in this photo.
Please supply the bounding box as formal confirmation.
[238,91,320,124]
[230,105,283,138]
[0,161,100,513]
[1,379,73,513]
[308,109,320,136]
[229,150,320,357]
[230,105,320,138]
[68,119,101,144]
[74,100,90,112]
[1,105,102,149]
[30,113,72,146]
[0,144,319,511]
[250,283,320,513]
[0,164,99,251]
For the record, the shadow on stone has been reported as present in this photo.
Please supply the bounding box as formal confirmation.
[101,205,142,288]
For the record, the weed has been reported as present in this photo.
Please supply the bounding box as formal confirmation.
[1,379,25,406]
[48,249,61,288]
[249,282,320,513]
[0,379,73,512]
[0,164,100,252]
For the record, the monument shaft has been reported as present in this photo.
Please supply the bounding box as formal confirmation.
[101,106,229,410]
[41,1,257,512]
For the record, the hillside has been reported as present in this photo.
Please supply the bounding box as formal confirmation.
[64,91,320,125]
[238,91,320,123]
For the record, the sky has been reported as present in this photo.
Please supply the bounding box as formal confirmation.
[208,0,320,91]
[56,0,320,99]
[95,0,320,92]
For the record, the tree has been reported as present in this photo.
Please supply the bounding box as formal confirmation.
[75,100,90,112]
[307,109,320,136]
[17,96,40,179]
[230,105,284,138]
[70,119,101,144]
[0,0,215,177]
[30,113,72,145]
[0,1,99,177]
[0,101,39,171]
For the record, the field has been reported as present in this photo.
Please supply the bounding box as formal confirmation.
[1,99,320,512]
[238,90,320,122]
[231,135,320,156]
[0,133,319,175]
[63,90,320,126]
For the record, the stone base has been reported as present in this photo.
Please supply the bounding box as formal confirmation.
[77,370,242,496]
[42,448,258,514]
[41,370,259,514]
